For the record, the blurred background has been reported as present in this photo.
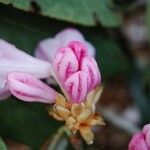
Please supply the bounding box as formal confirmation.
[0,0,149,149]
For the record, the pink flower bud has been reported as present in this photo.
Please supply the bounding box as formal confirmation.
[7,73,57,103]
[129,124,150,150]
[53,41,101,103]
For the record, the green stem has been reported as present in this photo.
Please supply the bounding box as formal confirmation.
[0,137,7,150]
[48,126,71,150]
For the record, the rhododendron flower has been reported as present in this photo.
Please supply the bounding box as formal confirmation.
[129,124,150,150]
[0,28,96,100]
[1,29,103,144]
[49,41,103,144]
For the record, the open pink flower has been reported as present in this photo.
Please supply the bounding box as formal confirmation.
[35,28,95,62]
[129,124,150,150]
[0,39,52,100]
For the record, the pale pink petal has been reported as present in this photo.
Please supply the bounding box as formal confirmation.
[35,38,61,62]
[0,39,41,62]
[145,131,150,149]
[55,28,95,57]
[7,73,57,103]
[0,59,51,79]
[0,75,11,100]
[81,56,101,91]
[68,41,88,62]
[0,86,11,100]
[143,124,150,148]
[143,124,150,134]
[0,39,52,88]
[55,28,85,46]
[53,47,78,81]
[65,71,90,103]
[128,133,148,150]
[35,28,95,63]
[85,41,95,57]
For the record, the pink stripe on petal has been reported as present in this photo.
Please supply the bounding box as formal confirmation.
[81,56,101,91]
[68,41,88,62]
[7,73,57,104]
[53,47,78,81]
[65,71,89,103]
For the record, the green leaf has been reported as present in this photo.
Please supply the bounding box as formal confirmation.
[0,137,7,150]
[0,3,130,77]
[0,0,122,27]
[130,74,150,124]
[86,29,131,77]
[142,64,150,100]
[0,98,62,149]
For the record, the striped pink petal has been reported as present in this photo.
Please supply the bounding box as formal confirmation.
[53,47,78,81]
[65,71,90,103]
[7,73,57,103]
[81,56,101,91]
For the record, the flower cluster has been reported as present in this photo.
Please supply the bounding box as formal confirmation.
[0,28,104,144]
